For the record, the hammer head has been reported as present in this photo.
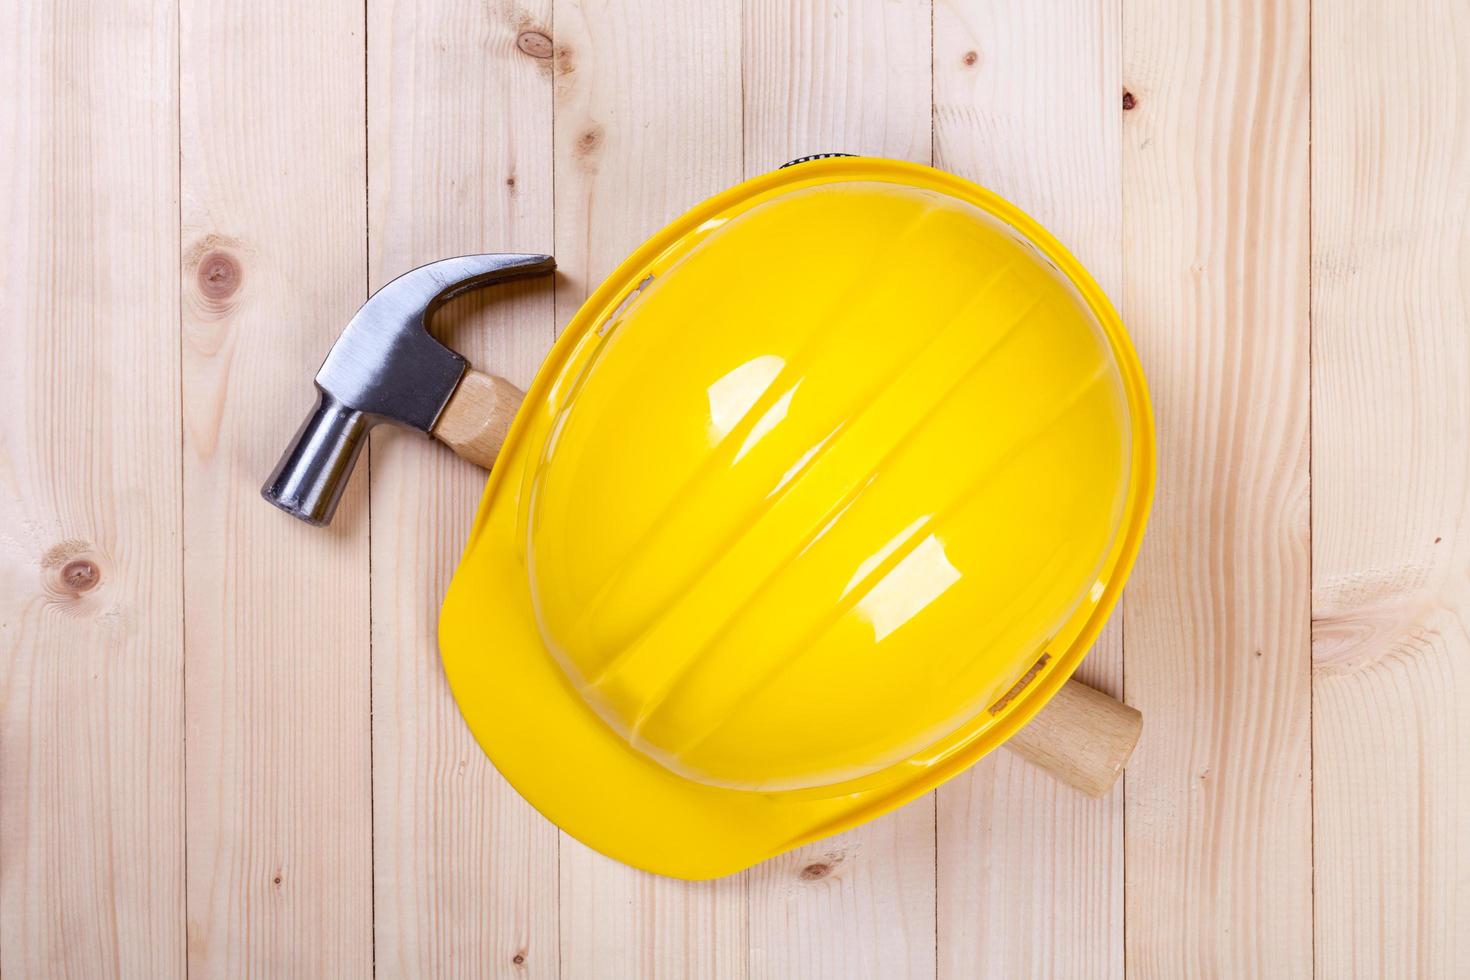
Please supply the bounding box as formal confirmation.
[262,252,555,526]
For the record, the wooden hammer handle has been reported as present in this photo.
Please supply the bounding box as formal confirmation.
[1004,678,1142,797]
[433,368,1143,796]
[431,369,523,469]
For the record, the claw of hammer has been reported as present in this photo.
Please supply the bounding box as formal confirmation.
[261,252,555,526]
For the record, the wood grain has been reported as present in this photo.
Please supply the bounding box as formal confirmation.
[551,1,747,976]
[366,0,560,976]
[552,0,744,312]
[1311,0,1470,973]
[0,1,185,976]
[931,1,1125,976]
[1121,0,1313,974]
[559,839,747,980]
[742,0,932,172]
[179,0,373,974]
[745,807,937,980]
[740,3,935,977]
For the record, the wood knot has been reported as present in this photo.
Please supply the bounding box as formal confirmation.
[1314,562,1437,676]
[554,43,575,76]
[1122,90,1137,111]
[41,540,106,601]
[512,952,526,965]
[186,236,247,323]
[197,249,242,301]
[573,124,605,172]
[575,125,604,156]
[516,30,553,59]
[61,559,100,594]
[799,862,831,881]
[962,50,979,68]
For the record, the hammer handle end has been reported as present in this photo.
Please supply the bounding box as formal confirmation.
[432,369,524,469]
[1004,678,1142,797]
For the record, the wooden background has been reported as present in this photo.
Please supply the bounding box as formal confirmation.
[2,0,1466,976]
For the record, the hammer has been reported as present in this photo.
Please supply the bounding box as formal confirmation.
[261,253,556,525]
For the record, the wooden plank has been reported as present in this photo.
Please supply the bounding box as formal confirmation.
[741,2,935,978]
[742,0,932,172]
[745,809,937,980]
[1121,0,1313,974]
[931,2,1123,976]
[366,0,560,976]
[551,1,746,976]
[0,1,184,976]
[179,1,372,974]
[1311,0,1470,974]
[551,0,744,312]
[559,839,747,980]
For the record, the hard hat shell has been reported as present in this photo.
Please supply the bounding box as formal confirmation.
[440,157,1154,879]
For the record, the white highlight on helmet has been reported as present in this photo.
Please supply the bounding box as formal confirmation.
[856,532,963,643]
[735,386,797,463]
[706,355,784,440]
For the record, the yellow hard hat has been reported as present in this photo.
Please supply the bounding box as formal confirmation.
[440,157,1154,879]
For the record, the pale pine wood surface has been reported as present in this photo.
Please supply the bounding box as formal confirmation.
[0,2,184,977]
[1311,1,1470,975]
[1122,0,1313,975]
[3,1,1468,978]
[179,0,374,974]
